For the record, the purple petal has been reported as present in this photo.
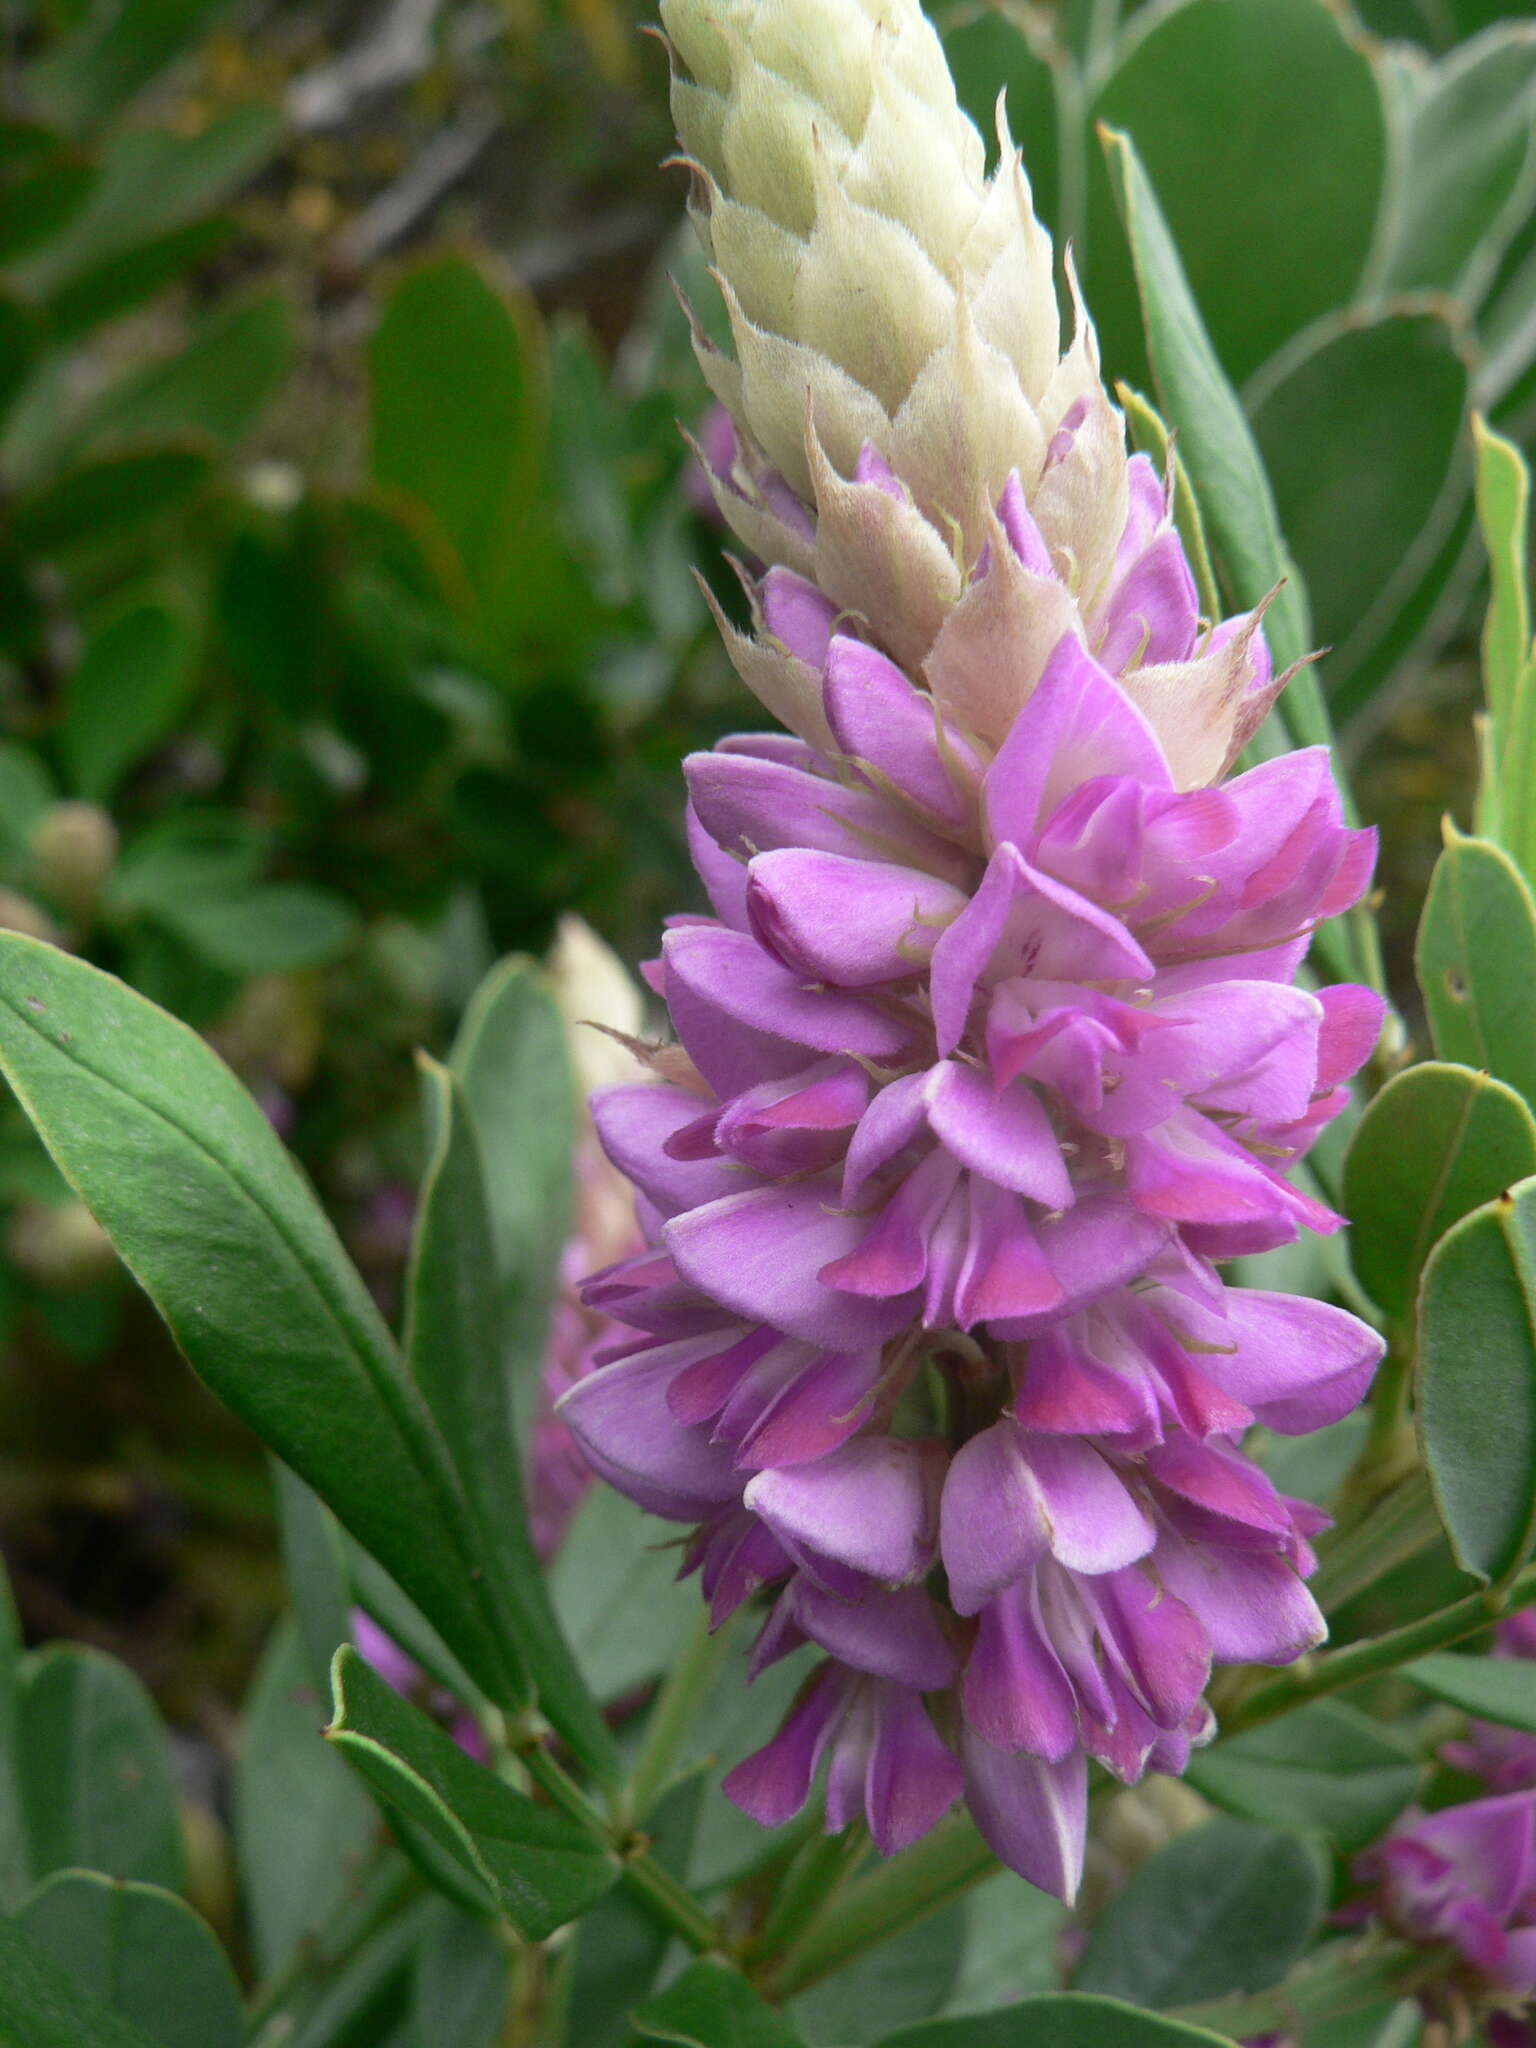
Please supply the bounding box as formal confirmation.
[863,1686,965,1853]
[1214,1290,1383,1434]
[924,1060,1074,1208]
[822,635,984,831]
[1153,1528,1324,1665]
[1096,527,1199,674]
[591,1084,741,1216]
[789,1579,957,1688]
[941,1420,1050,1615]
[961,1730,1088,1903]
[744,1436,942,1583]
[723,1661,850,1826]
[963,1587,1079,1759]
[747,847,966,987]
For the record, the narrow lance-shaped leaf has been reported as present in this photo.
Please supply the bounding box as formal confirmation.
[1342,1062,1536,1320]
[1097,124,1375,995]
[326,1647,619,1942]
[1474,418,1536,882]
[0,932,519,1706]
[1416,827,1536,1108]
[1418,1175,1536,1587]
[409,1055,618,1785]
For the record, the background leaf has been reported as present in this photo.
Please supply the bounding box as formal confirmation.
[14,1872,242,2048]
[61,594,198,802]
[1186,1702,1420,1850]
[1416,831,1536,1106]
[16,1644,183,1892]
[1404,1649,1536,1729]
[1342,1061,1536,1319]
[1073,1819,1324,2010]
[1418,1177,1536,1585]
[633,1956,808,2048]
[0,1917,165,2048]
[875,1993,1234,2048]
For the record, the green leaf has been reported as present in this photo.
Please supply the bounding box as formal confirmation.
[370,257,537,612]
[16,1644,183,1891]
[791,1901,967,2044]
[1474,414,1531,735]
[44,216,238,349]
[1418,1177,1536,1586]
[448,958,573,1433]
[153,884,359,975]
[0,1917,165,2048]
[942,1871,1065,2017]
[272,1466,354,1699]
[1091,0,1385,386]
[60,292,293,457]
[1098,124,1371,992]
[1404,1649,1536,1730]
[234,1619,380,1981]
[409,1902,508,2048]
[0,933,516,1703]
[0,289,39,430]
[30,0,238,133]
[875,1993,1234,2048]
[0,1561,28,1911]
[15,1871,241,2048]
[0,157,99,265]
[1416,830,1536,1107]
[549,1483,700,1707]
[1375,27,1536,307]
[1246,309,1470,725]
[0,747,56,863]
[1187,1701,1419,1850]
[326,1647,618,1941]
[1342,1062,1536,1320]
[61,594,197,801]
[10,447,210,558]
[1073,1819,1324,2010]
[633,1957,808,2048]
[408,1056,615,1786]
[564,1780,702,2048]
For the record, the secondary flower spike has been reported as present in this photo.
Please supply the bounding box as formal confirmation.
[563,0,1385,1902]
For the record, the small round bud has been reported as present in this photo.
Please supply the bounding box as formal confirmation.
[0,889,63,945]
[30,802,119,923]
[6,1198,117,1291]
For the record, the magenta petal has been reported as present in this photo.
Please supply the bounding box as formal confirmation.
[1024,1433,1157,1574]
[790,1580,957,1688]
[924,1060,1074,1208]
[1315,982,1387,1086]
[353,1611,420,1696]
[842,1071,932,1201]
[1214,1290,1383,1434]
[1153,1528,1324,1665]
[940,1420,1050,1615]
[744,1437,942,1583]
[963,1587,1079,1759]
[1400,1793,1536,1922]
[1096,527,1200,674]
[667,1179,917,1348]
[822,635,984,829]
[591,1084,741,1216]
[556,1347,740,1517]
[665,924,916,1069]
[723,1661,850,1826]
[863,1686,965,1853]
[734,1345,883,1466]
[747,846,966,987]
[760,566,838,666]
[960,1730,1088,1903]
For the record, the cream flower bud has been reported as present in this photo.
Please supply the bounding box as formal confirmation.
[663,0,1075,559]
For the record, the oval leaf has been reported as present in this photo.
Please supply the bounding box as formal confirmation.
[15,1872,241,2048]
[1416,830,1536,1107]
[1343,1061,1536,1319]
[876,1994,1234,2048]
[1186,1701,1419,1850]
[1418,1176,1536,1586]
[0,1917,163,2048]
[1073,1819,1324,2010]
[633,1957,808,2048]
[17,1645,182,1892]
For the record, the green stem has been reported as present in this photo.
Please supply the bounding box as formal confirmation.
[1225,1559,1536,1735]
[752,1822,868,1972]
[774,1813,997,1997]
[627,1607,738,1823]
[513,1727,724,1955]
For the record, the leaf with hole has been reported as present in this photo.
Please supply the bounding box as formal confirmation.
[1418,1175,1536,1586]
[1416,830,1536,1107]
[1343,1062,1536,1320]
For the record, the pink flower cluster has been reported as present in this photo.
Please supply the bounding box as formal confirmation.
[560,448,1384,1900]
